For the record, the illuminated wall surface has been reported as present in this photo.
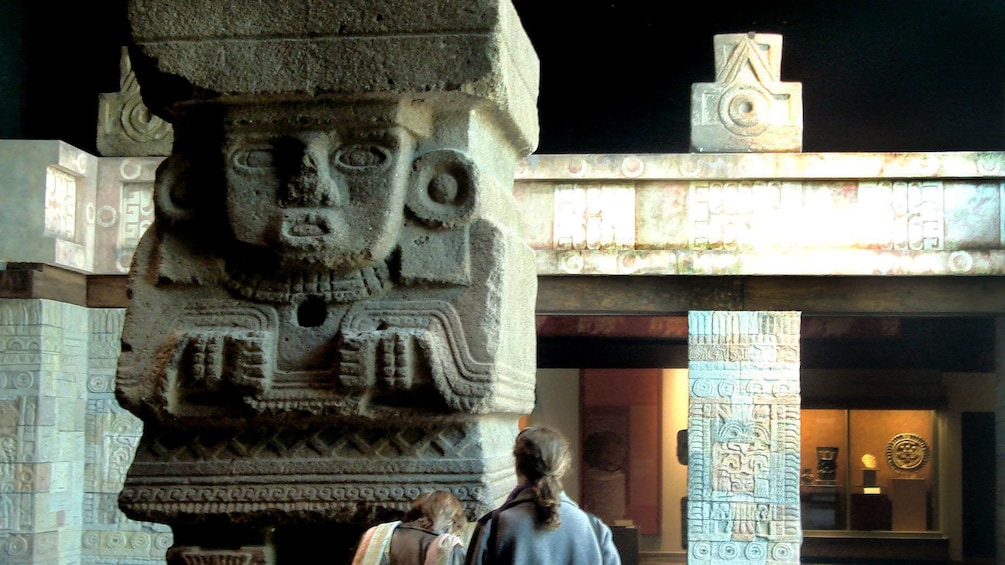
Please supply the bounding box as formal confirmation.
[515,152,1005,276]
[2,144,1004,278]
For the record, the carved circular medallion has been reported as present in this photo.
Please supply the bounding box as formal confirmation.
[886,433,930,473]
[718,85,770,137]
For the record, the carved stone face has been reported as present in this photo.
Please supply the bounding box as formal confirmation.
[223,117,416,271]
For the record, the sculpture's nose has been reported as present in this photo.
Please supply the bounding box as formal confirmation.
[282,138,344,207]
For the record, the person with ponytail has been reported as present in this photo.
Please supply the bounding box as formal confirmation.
[465,426,621,565]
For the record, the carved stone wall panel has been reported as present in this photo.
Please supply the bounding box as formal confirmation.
[515,154,1005,275]
[0,301,168,564]
[688,310,801,565]
[81,528,174,564]
[0,530,60,564]
[0,300,89,565]
[83,307,171,565]
[94,158,159,274]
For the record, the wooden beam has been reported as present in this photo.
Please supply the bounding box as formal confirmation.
[743,276,1005,314]
[538,275,1005,315]
[87,275,130,308]
[4,267,1004,315]
[0,263,130,308]
[535,276,742,315]
[0,263,87,306]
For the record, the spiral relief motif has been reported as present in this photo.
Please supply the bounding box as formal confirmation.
[771,542,794,560]
[120,82,170,144]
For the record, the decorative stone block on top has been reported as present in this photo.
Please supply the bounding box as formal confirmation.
[126,0,539,156]
[96,48,173,158]
[116,0,541,554]
[691,33,803,152]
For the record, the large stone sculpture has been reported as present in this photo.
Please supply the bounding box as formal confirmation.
[114,1,539,562]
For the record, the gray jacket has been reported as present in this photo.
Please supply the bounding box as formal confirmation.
[465,490,621,565]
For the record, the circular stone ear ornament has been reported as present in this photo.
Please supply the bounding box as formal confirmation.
[154,153,200,224]
[886,433,931,473]
[407,149,478,229]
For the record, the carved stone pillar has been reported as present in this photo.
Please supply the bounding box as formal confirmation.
[115,1,539,562]
[687,311,801,565]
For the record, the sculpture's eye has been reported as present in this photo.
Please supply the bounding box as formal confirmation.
[331,143,390,172]
[232,147,276,172]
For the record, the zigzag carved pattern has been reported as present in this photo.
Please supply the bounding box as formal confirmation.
[143,423,476,462]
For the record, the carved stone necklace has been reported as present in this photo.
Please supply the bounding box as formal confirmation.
[222,260,393,304]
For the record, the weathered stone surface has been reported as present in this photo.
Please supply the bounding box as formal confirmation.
[691,33,803,153]
[127,0,539,156]
[114,0,541,554]
[119,417,519,525]
[97,48,174,157]
[115,99,537,426]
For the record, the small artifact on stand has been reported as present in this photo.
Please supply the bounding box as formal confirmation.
[816,446,839,484]
[800,468,814,485]
[861,453,880,493]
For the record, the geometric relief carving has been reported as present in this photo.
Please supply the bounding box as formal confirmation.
[138,421,478,464]
[688,311,801,565]
[116,181,155,273]
[691,33,802,153]
[94,158,159,275]
[688,180,946,255]
[859,181,944,251]
[98,415,141,493]
[552,184,637,250]
[44,167,78,241]
[81,529,173,558]
[45,165,90,271]
[118,418,510,523]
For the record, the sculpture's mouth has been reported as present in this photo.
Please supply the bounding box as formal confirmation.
[282,211,333,239]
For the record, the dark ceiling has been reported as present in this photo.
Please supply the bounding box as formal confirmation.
[537,316,996,373]
[2,1,1004,155]
[512,0,1005,154]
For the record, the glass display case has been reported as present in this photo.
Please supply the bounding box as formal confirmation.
[800,409,934,532]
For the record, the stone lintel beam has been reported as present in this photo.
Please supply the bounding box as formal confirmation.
[127,0,540,155]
